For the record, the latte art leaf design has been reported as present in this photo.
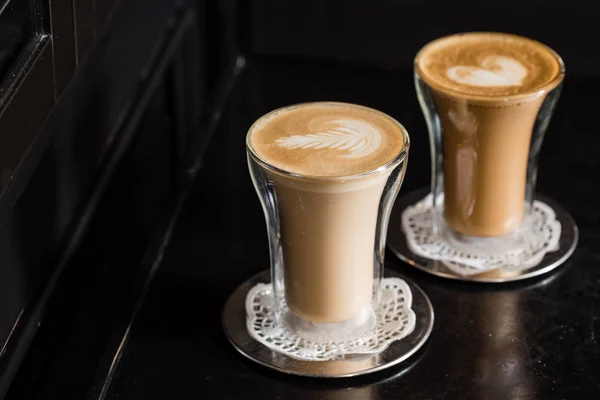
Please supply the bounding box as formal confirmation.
[275,119,382,158]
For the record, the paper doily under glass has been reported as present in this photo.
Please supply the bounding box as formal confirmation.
[401,194,561,276]
[245,278,416,361]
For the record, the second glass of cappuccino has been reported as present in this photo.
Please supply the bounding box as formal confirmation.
[415,32,564,246]
[247,102,409,342]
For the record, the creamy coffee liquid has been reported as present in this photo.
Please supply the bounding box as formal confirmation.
[249,102,406,323]
[417,32,561,98]
[416,33,563,237]
[250,103,405,177]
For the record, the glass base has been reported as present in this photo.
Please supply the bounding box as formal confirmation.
[439,219,547,267]
[387,187,579,283]
[444,225,525,252]
[283,307,376,344]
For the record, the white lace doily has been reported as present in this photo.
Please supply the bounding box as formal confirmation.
[245,278,416,361]
[402,194,561,276]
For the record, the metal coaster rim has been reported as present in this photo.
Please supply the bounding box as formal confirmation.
[222,269,434,378]
[387,187,579,283]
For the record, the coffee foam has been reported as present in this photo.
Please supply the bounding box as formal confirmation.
[417,33,562,97]
[249,103,406,177]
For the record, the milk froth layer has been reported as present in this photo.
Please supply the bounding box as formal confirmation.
[248,102,406,177]
[416,32,562,98]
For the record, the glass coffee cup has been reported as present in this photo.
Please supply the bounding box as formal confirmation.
[247,102,409,341]
[414,32,564,248]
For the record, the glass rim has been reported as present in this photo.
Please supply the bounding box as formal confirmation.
[245,101,410,182]
[414,32,566,103]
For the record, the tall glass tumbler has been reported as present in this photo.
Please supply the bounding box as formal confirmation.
[414,33,564,246]
[247,102,409,341]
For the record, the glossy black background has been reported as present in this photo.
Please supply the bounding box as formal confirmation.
[4,1,600,399]
[0,0,206,396]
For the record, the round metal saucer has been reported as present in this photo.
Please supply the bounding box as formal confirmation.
[222,269,434,378]
[387,187,579,283]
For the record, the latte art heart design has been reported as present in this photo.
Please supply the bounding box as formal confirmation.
[446,55,527,87]
[275,119,382,158]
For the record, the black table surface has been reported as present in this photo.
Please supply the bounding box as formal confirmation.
[94,57,600,399]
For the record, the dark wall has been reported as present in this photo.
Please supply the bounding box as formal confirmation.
[0,0,208,396]
[245,0,600,76]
